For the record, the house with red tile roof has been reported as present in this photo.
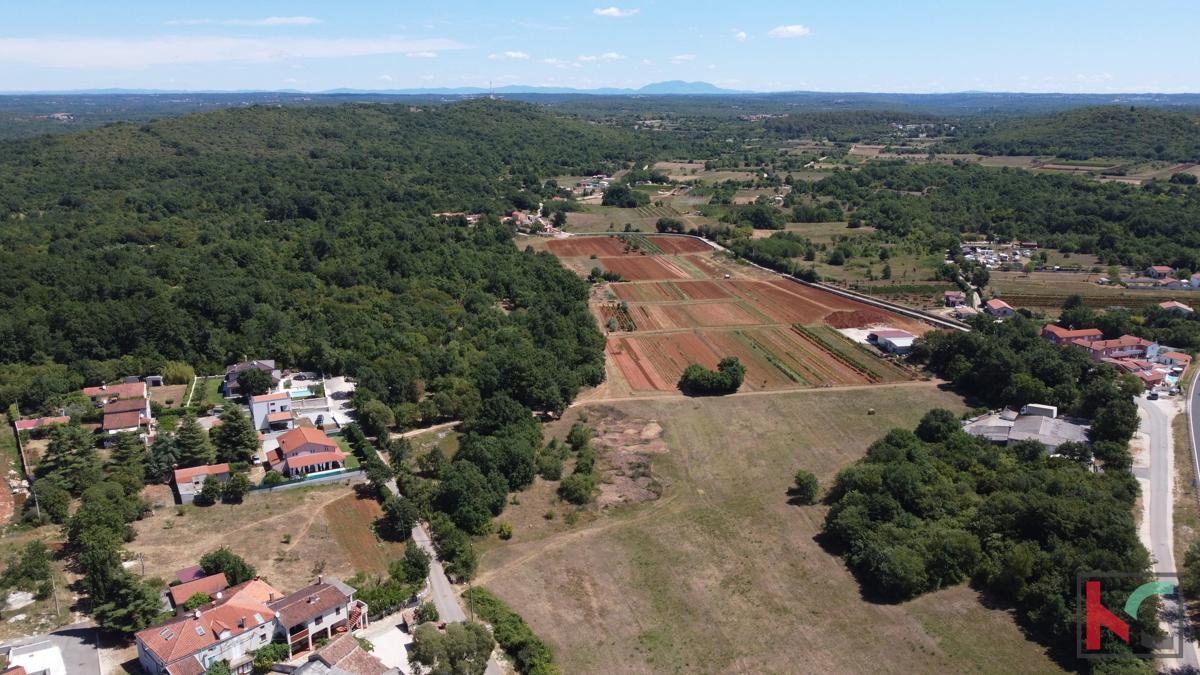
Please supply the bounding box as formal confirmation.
[273,427,346,478]
[1158,351,1192,369]
[1073,335,1159,363]
[169,573,230,611]
[1041,325,1103,345]
[103,410,151,433]
[136,579,281,675]
[173,464,231,504]
[13,416,70,432]
[1160,300,1193,314]
[1146,265,1175,278]
[290,633,398,675]
[83,381,146,406]
[136,575,373,674]
[984,299,1015,318]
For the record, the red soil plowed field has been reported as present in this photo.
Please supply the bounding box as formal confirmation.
[753,328,873,385]
[650,237,712,254]
[631,302,764,330]
[612,280,731,302]
[599,256,691,281]
[700,331,795,390]
[824,309,895,329]
[686,256,720,277]
[547,237,629,256]
[728,280,926,332]
[609,338,671,390]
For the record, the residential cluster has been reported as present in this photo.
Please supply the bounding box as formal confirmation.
[136,569,378,675]
[962,403,1090,453]
[1041,324,1190,390]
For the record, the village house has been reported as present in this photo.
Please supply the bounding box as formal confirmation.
[174,464,231,505]
[13,416,70,434]
[102,396,154,435]
[169,574,230,613]
[1146,265,1175,278]
[867,329,916,354]
[943,290,967,307]
[83,381,146,407]
[249,392,295,432]
[1159,300,1193,314]
[1040,325,1103,345]
[954,306,979,319]
[223,360,281,398]
[136,577,369,675]
[984,299,1015,318]
[1159,278,1188,290]
[289,633,398,675]
[1072,334,1159,363]
[1190,273,1200,289]
[266,427,347,478]
[1158,351,1192,369]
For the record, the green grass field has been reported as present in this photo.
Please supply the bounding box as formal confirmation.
[477,387,1070,675]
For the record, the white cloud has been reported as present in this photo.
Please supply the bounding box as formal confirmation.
[419,75,434,80]
[379,75,396,81]
[593,7,640,17]
[768,24,811,38]
[0,35,466,68]
[641,59,655,65]
[578,55,598,62]
[600,52,626,60]
[168,16,322,26]
[1076,73,1113,83]
[732,30,749,41]
[670,54,696,64]
[488,51,529,60]
[406,51,437,58]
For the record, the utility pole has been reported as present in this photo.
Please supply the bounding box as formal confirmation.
[468,580,474,622]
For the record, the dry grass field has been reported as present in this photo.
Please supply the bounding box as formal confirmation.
[149,384,187,409]
[127,482,362,595]
[323,491,408,573]
[474,387,1070,675]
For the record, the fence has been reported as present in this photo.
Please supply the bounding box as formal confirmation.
[249,469,365,494]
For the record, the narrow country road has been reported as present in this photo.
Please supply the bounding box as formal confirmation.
[1135,396,1199,667]
[411,523,503,675]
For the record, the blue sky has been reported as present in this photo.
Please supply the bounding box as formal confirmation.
[0,0,1195,93]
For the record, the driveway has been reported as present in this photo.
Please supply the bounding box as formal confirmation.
[357,610,414,674]
[2,622,100,675]
[323,376,357,427]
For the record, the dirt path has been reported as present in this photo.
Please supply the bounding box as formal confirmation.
[572,378,945,407]
[389,421,459,440]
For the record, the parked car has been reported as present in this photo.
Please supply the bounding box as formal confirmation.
[315,414,324,426]
[1148,391,1159,400]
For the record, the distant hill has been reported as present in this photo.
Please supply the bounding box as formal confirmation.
[1,81,753,96]
[943,105,1200,161]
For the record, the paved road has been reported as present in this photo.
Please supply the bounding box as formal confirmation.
[1135,396,1199,667]
[411,524,503,675]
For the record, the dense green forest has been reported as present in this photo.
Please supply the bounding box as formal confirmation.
[0,100,664,414]
[788,162,1200,268]
[823,410,1153,667]
[937,106,1200,161]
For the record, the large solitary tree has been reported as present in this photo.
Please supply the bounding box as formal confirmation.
[210,406,260,464]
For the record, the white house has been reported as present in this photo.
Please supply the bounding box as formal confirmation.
[173,464,231,505]
[249,392,294,432]
[1146,265,1175,278]
[136,578,369,675]
[984,299,1016,318]
[867,329,916,354]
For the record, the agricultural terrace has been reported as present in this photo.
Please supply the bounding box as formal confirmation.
[475,390,1068,675]
[538,234,926,394]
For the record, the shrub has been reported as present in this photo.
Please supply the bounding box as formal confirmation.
[791,470,819,505]
[558,474,597,506]
[498,522,514,540]
[462,587,557,674]
[416,601,439,623]
[183,592,212,611]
